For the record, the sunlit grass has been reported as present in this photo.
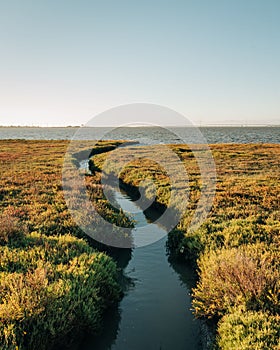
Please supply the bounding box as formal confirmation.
[91,142,280,349]
[1,140,279,349]
[0,140,127,350]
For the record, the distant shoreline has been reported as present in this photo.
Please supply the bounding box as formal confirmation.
[0,125,279,128]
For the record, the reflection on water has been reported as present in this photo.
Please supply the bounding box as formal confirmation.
[76,189,201,350]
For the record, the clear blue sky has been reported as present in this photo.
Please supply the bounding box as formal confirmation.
[0,0,279,126]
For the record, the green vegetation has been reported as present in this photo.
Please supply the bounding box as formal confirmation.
[0,140,131,350]
[91,143,280,349]
[1,140,279,349]
[193,243,279,318]
[217,308,280,350]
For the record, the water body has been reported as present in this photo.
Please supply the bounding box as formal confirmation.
[0,126,279,143]
[78,188,201,350]
[5,126,278,349]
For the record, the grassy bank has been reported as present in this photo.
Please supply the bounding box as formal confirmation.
[1,140,279,349]
[91,143,280,349]
[0,140,132,350]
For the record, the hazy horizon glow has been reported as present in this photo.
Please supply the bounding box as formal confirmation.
[0,0,279,126]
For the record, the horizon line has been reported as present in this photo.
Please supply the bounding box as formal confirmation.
[0,123,280,128]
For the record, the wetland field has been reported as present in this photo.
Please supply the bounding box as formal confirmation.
[0,139,279,349]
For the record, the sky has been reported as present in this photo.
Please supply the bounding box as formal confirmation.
[0,0,279,126]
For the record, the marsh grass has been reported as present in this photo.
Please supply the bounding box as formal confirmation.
[90,142,280,349]
[1,140,279,349]
[0,140,129,350]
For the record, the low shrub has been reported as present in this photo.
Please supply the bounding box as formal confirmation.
[0,208,25,245]
[217,308,280,350]
[0,245,121,350]
[192,243,280,318]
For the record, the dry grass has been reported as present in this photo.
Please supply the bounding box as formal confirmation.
[0,140,124,350]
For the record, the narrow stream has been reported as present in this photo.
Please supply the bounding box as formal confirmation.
[79,186,202,349]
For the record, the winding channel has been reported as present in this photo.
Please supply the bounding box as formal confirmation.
[80,186,202,349]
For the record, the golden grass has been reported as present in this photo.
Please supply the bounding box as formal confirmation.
[91,142,280,349]
[0,140,125,350]
[1,140,279,349]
